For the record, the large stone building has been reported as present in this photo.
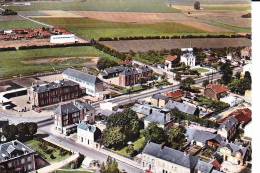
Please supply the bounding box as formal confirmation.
[141,142,198,173]
[54,100,95,135]
[28,80,81,107]
[0,140,36,173]
[63,68,104,97]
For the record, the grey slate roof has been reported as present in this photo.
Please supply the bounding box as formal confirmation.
[144,111,170,125]
[55,102,80,116]
[102,66,125,76]
[63,68,103,84]
[219,116,239,131]
[195,160,213,173]
[186,128,223,145]
[165,100,197,115]
[74,100,94,111]
[152,93,169,102]
[143,142,198,169]
[78,122,97,133]
[0,140,35,162]
[55,100,94,116]
[120,67,139,76]
[33,80,78,93]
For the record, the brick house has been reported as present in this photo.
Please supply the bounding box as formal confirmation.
[166,90,184,101]
[164,55,178,70]
[54,100,95,135]
[204,84,229,100]
[119,66,153,87]
[28,80,81,107]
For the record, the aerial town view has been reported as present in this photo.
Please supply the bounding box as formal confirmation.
[0,0,253,173]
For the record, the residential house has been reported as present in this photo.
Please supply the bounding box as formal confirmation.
[141,142,198,173]
[180,48,196,67]
[220,95,244,107]
[217,116,239,140]
[144,108,172,129]
[0,140,36,173]
[54,100,95,135]
[166,90,184,101]
[101,66,126,79]
[63,68,104,97]
[186,128,223,148]
[165,100,199,115]
[204,84,229,100]
[28,80,81,107]
[77,122,102,149]
[150,93,169,108]
[195,160,214,173]
[131,104,159,119]
[164,55,178,70]
[220,108,252,127]
[218,142,248,166]
[119,66,153,87]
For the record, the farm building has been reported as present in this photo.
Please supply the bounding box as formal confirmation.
[50,34,78,44]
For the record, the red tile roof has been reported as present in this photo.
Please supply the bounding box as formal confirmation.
[165,55,178,62]
[166,90,184,100]
[206,84,229,94]
[217,108,252,125]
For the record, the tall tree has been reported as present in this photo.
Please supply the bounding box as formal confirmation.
[168,126,186,149]
[142,123,166,144]
[17,123,29,138]
[2,125,17,141]
[220,62,233,84]
[180,77,195,90]
[102,127,126,149]
[26,122,38,136]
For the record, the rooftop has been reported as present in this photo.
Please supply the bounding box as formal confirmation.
[206,84,229,94]
[0,140,35,163]
[165,100,197,115]
[165,55,178,62]
[219,116,239,131]
[143,142,198,169]
[63,68,103,84]
[166,90,184,100]
[32,80,78,93]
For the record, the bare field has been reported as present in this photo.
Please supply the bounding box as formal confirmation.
[0,38,88,49]
[100,38,251,53]
[32,10,231,33]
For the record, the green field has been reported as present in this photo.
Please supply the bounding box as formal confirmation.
[0,46,117,78]
[4,0,180,13]
[202,5,250,11]
[35,18,208,40]
[0,20,42,30]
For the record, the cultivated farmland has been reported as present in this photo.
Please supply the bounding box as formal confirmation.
[34,18,210,40]
[100,38,251,53]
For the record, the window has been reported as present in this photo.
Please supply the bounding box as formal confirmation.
[21,158,25,164]
[27,156,31,162]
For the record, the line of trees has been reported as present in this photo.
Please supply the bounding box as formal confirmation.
[1,122,38,142]
[98,34,250,41]
[94,42,127,60]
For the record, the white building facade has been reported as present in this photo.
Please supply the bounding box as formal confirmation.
[50,34,78,44]
[180,48,196,67]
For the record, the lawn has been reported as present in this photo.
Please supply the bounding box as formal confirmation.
[116,137,146,157]
[5,0,180,13]
[0,46,118,78]
[0,20,42,30]
[202,5,250,11]
[34,18,208,40]
[25,139,71,163]
[193,67,210,73]
[121,85,150,94]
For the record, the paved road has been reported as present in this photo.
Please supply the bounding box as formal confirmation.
[39,125,143,173]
